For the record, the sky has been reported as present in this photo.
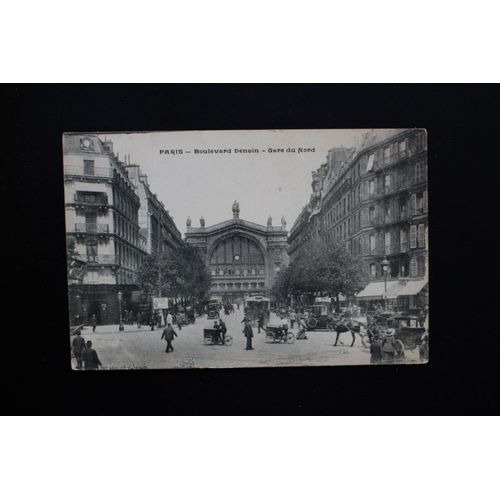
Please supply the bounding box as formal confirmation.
[99,130,367,233]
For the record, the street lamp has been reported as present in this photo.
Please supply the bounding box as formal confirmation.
[75,294,81,325]
[117,290,124,331]
[381,256,390,310]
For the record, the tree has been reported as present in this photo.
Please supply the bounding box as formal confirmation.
[274,240,367,302]
[137,244,212,302]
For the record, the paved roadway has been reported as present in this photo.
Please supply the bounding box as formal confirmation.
[71,308,421,369]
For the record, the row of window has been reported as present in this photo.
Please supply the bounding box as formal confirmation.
[369,255,426,279]
[212,282,265,290]
[114,187,138,224]
[324,163,427,232]
[368,224,427,255]
[211,267,264,276]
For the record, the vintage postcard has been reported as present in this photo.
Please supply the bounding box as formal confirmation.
[64,129,428,369]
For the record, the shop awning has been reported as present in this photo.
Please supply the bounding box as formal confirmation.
[356,281,399,300]
[356,278,428,300]
[391,278,428,296]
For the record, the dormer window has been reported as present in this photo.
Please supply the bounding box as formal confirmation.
[80,137,94,151]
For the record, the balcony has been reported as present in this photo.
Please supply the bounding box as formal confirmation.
[64,165,114,179]
[74,223,109,234]
[82,254,118,265]
[74,193,109,208]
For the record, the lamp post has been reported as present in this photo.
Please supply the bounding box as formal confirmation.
[117,290,124,331]
[381,256,389,310]
[74,294,81,326]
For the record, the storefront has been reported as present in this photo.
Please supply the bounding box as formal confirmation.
[356,278,428,314]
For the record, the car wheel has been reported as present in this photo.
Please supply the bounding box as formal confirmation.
[307,317,318,329]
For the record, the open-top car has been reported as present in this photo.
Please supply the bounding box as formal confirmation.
[265,322,295,344]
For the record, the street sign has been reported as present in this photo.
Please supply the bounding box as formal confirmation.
[153,297,169,309]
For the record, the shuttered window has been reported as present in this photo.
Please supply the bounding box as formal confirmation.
[385,232,391,255]
[411,194,417,215]
[410,225,417,249]
[423,190,428,212]
[410,257,418,277]
[418,224,426,248]
[400,229,408,252]
[367,154,374,172]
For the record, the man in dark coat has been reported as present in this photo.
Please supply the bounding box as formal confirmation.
[219,318,227,344]
[72,330,86,370]
[90,314,97,333]
[243,319,254,350]
[82,340,102,370]
[161,323,178,353]
[257,312,264,333]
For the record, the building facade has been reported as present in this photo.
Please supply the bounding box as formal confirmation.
[185,202,289,302]
[64,134,182,324]
[289,129,428,312]
[125,164,183,255]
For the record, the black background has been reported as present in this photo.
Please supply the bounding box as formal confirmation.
[3,84,499,415]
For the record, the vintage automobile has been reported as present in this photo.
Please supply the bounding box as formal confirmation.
[265,323,295,344]
[203,327,233,346]
[388,315,426,357]
[305,304,338,330]
[206,298,220,319]
[361,314,426,358]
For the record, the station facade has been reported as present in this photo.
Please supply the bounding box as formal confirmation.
[184,202,289,303]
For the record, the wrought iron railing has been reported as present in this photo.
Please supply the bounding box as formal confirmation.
[74,223,109,233]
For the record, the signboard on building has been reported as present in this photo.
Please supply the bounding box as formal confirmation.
[153,297,169,310]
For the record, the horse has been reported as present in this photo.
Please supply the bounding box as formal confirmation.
[333,318,361,347]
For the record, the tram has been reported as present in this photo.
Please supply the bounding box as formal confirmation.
[243,295,270,327]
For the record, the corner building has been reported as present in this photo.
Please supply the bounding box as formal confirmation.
[289,129,428,312]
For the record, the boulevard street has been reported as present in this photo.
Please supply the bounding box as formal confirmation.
[71,308,421,370]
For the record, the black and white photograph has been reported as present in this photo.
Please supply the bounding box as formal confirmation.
[64,128,429,370]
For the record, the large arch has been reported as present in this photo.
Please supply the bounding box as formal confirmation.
[208,233,267,279]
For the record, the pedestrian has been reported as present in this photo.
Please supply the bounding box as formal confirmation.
[71,329,86,370]
[381,328,397,363]
[418,307,427,328]
[370,333,383,364]
[166,310,173,327]
[289,310,297,329]
[257,312,264,333]
[150,314,155,331]
[296,317,308,340]
[419,332,429,361]
[219,318,227,344]
[161,322,178,353]
[303,309,309,321]
[243,318,254,350]
[82,340,102,370]
[90,314,97,333]
[136,311,142,329]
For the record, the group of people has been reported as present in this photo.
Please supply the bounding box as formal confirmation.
[71,329,102,370]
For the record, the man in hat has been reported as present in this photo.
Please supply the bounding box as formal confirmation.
[161,322,178,353]
[218,317,227,344]
[381,328,397,363]
[71,329,86,370]
[82,340,102,370]
[243,318,254,350]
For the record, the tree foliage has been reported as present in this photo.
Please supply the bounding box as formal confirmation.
[272,240,367,300]
[137,244,211,301]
